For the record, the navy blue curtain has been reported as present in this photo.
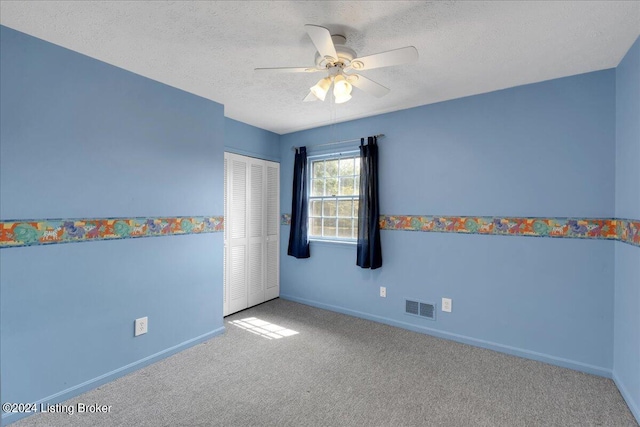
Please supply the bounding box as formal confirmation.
[287,146,310,258]
[357,136,382,269]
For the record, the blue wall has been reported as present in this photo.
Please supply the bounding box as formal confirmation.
[614,35,640,422]
[280,70,617,376]
[0,26,225,425]
[225,117,280,162]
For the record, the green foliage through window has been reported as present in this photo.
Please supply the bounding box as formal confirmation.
[309,155,359,240]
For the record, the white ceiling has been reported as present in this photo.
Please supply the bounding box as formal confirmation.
[1,1,639,134]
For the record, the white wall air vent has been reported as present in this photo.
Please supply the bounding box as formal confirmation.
[405,299,436,320]
[405,300,419,316]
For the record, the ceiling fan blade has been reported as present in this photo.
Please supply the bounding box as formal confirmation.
[303,91,319,102]
[347,74,390,98]
[255,67,322,73]
[349,46,418,71]
[304,24,338,62]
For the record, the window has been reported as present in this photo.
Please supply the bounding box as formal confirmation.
[309,153,360,241]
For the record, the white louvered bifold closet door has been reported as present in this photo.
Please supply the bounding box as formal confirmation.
[227,155,249,315]
[265,162,280,301]
[224,153,279,316]
[223,157,228,311]
[247,160,265,307]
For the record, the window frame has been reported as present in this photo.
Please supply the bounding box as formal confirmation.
[307,150,360,244]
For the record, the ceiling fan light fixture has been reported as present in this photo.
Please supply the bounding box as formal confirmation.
[310,77,331,101]
[334,93,352,104]
[333,75,352,99]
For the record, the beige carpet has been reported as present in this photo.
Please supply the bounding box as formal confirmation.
[13,298,638,426]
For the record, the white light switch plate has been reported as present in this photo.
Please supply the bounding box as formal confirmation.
[442,298,452,313]
[380,287,386,298]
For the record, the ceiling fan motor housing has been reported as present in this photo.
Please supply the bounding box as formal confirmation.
[315,34,357,70]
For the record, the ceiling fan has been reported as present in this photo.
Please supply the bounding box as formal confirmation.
[255,25,419,104]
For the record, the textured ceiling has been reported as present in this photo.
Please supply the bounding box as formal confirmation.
[1,1,639,134]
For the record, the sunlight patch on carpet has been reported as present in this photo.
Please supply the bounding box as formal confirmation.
[229,317,299,340]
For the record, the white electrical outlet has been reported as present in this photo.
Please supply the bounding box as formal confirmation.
[442,298,452,313]
[134,317,148,336]
[380,286,387,298]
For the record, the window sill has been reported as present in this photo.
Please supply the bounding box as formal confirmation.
[309,238,356,247]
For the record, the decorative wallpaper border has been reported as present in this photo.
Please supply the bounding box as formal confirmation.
[280,214,640,247]
[0,216,224,248]
[2,214,637,248]
[618,218,640,247]
[380,215,619,239]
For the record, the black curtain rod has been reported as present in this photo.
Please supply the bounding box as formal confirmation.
[291,134,385,152]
